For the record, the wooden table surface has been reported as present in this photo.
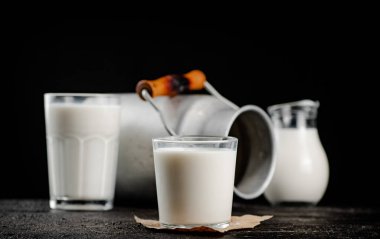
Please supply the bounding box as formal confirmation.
[0,200,379,238]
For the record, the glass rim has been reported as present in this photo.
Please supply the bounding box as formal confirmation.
[153,135,237,144]
[268,99,319,114]
[44,93,121,98]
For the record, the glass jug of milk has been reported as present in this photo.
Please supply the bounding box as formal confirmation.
[264,100,329,205]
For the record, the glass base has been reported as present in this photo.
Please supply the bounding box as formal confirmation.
[50,198,113,211]
[161,221,229,229]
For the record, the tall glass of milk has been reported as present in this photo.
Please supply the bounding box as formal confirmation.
[44,93,121,211]
[264,100,329,205]
[153,136,238,229]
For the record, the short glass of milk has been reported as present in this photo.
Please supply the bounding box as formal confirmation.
[153,136,238,229]
[44,93,121,211]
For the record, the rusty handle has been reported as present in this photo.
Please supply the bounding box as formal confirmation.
[136,70,206,99]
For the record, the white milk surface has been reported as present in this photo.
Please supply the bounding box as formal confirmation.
[265,128,329,204]
[45,104,121,200]
[154,148,237,225]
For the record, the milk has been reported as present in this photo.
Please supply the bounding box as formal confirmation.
[154,148,236,226]
[264,128,329,204]
[45,103,121,200]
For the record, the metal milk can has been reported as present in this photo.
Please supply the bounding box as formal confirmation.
[116,70,276,201]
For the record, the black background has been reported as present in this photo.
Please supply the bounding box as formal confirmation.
[2,16,378,206]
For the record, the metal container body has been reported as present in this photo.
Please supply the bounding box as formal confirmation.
[116,94,275,201]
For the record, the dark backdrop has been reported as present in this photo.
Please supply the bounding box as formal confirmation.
[2,17,378,206]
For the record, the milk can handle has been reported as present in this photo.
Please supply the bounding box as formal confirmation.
[136,70,206,99]
[136,70,238,110]
[135,70,238,136]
